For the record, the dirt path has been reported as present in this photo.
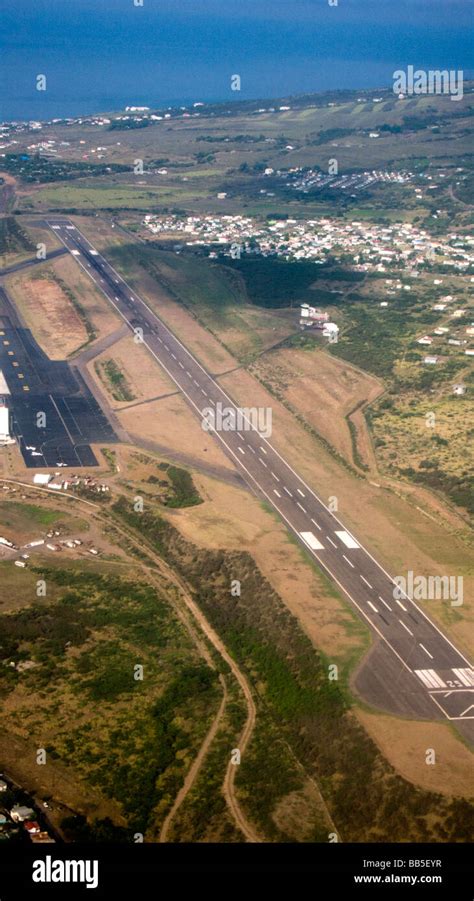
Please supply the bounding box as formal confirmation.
[101,507,262,843]
[159,675,228,842]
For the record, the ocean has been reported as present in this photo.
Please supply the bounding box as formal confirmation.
[0,0,472,122]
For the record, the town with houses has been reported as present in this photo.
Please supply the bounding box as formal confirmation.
[143,212,474,271]
[143,213,474,369]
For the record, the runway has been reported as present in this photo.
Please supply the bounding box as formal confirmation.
[46,217,474,738]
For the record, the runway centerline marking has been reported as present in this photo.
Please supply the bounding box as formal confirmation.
[360,575,373,589]
[379,596,392,611]
[342,554,355,568]
[326,536,337,548]
[419,643,434,660]
[399,619,414,636]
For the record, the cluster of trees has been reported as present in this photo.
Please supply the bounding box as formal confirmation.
[0,216,35,255]
[2,153,130,183]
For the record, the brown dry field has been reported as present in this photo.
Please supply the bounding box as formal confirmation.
[88,333,178,408]
[5,252,120,358]
[52,252,121,346]
[118,393,235,473]
[356,709,474,799]
[5,270,88,358]
[250,347,383,468]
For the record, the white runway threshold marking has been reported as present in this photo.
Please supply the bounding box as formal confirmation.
[453,668,474,686]
[335,530,360,549]
[415,669,447,689]
[299,531,324,551]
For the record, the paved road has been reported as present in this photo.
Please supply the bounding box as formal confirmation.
[0,246,67,277]
[46,218,474,737]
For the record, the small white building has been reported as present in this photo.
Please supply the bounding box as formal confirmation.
[453,384,466,395]
[33,473,52,486]
[0,404,14,446]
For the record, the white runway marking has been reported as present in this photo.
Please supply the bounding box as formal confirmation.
[415,669,446,689]
[452,668,474,686]
[367,601,378,613]
[283,486,292,497]
[238,447,245,455]
[342,554,355,568]
[335,530,360,549]
[297,488,305,497]
[360,575,373,589]
[296,502,307,513]
[259,458,267,468]
[310,518,322,531]
[379,596,392,611]
[419,643,434,660]
[178,361,184,368]
[396,599,407,611]
[260,446,267,455]
[399,619,414,636]
[326,536,337,548]
[299,531,324,551]
[273,489,281,498]
[271,472,280,482]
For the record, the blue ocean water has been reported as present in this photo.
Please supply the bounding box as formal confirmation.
[0,0,472,121]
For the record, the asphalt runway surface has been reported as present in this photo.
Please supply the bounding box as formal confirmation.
[47,218,474,740]
[0,285,117,467]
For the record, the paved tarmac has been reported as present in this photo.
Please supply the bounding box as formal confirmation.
[0,284,117,468]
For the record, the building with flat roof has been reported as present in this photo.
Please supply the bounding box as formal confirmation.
[0,403,15,446]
